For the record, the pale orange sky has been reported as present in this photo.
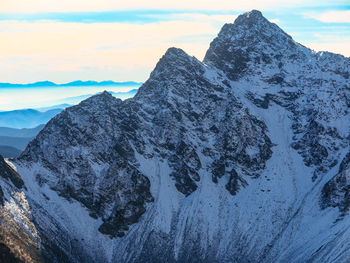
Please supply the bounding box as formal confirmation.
[0,0,349,83]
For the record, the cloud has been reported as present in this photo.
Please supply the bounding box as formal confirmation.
[0,0,349,83]
[161,13,238,23]
[269,19,280,24]
[307,42,350,57]
[304,34,350,57]
[0,0,310,13]
[0,19,220,83]
[0,10,239,24]
[306,10,350,23]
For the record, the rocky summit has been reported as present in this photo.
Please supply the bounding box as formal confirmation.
[0,10,349,263]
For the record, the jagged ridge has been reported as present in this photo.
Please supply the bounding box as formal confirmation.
[1,9,349,263]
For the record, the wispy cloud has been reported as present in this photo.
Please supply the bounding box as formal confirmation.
[0,19,221,83]
[306,10,350,23]
[150,13,238,24]
[0,10,238,24]
[302,32,350,57]
[0,0,311,13]
[0,0,349,83]
[306,41,350,57]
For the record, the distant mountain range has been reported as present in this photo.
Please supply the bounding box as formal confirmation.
[0,136,33,151]
[0,125,45,158]
[0,89,139,128]
[0,109,62,129]
[0,88,139,156]
[35,104,72,112]
[0,125,45,137]
[0,80,142,88]
[52,89,138,106]
[0,145,21,158]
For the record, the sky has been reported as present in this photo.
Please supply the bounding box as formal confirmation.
[0,0,349,84]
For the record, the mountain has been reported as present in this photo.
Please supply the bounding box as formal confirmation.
[0,125,45,137]
[0,80,57,88]
[0,146,21,158]
[0,80,142,88]
[60,81,141,87]
[53,89,138,105]
[0,156,40,263]
[0,125,44,157]
[1,10,350,263]
[0,136,33,151]
[0,90,138,128]
[0,109,62,129]
[110,89,138,98]
[35,104,71,112]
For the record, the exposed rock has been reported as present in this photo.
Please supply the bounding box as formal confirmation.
[0,157,42,263]
[0,155,24,189]
[0,9,349,263]
[322,152,350,212]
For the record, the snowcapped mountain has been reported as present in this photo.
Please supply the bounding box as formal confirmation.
[1,10,349,263]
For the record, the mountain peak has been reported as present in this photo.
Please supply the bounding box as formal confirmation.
[101,90,111,96]
[135,46,203,100]
[227,9,286,38]
[246,9,263,17]
[234,9,266,25]
[230,9,277,32]
[204,10,297,80]
[86,90,114,101]
[145,47,194,80]
[76,90,121,110]
[164,47,188,57]
[159,47,193,65]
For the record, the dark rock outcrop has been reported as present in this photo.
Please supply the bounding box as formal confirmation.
[1,9,349,263]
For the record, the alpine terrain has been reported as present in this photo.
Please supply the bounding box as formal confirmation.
[0,10,349,263]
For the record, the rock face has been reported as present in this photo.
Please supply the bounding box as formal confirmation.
[0,156,42,263]
[322,152,350,212]
[204,10,297,81]
[0,155,24,191]
[20,93,154,238]
[1,9,349,263]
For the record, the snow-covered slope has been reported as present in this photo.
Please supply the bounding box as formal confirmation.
[0,156,42,263]
[1,10,349,263]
